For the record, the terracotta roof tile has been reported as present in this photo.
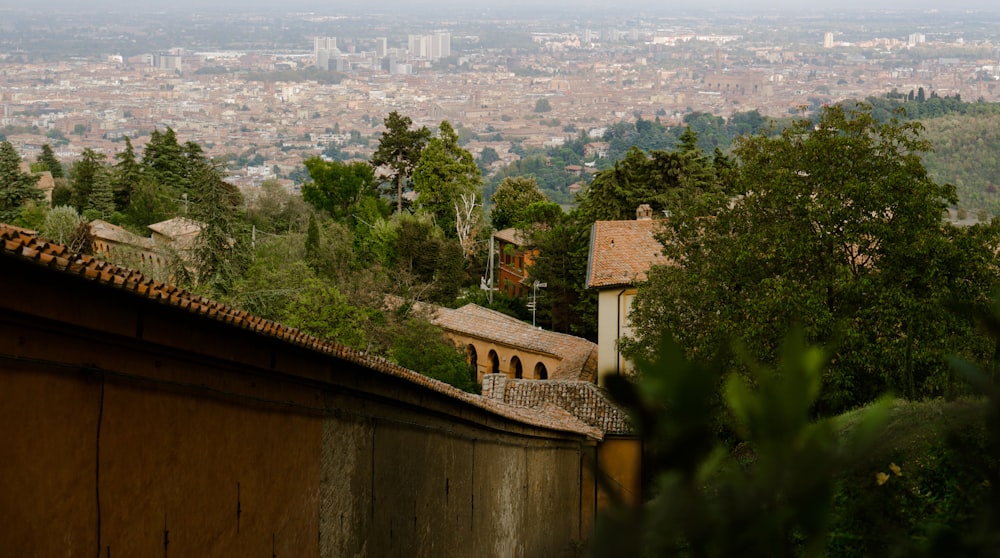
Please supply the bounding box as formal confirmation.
[586,219,670,288]
[482,374,633,436]
[428,303,597,382]
[0,223,599,439]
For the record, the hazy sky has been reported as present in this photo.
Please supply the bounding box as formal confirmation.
[4,0,1000,14]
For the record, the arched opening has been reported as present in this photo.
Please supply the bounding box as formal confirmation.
[467,344,478,384]
[488,350,500,375]
[511,356,523,379]
[534,362,548,380]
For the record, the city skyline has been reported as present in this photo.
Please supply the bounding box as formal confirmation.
[5,0,1000,15]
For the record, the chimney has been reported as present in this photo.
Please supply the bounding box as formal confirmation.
[636,204,653,220]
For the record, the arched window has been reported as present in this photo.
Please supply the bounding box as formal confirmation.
[534,362,548,380]
[511,356,523,379]
[467,345,479,384]
[488,350,500,375]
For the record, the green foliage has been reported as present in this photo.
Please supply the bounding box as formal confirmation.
[484,153,580,205]
[391,316,477,393]
[300,157,378,222]
[304,212,320,265]
[41,205,90,253]
[476,146,500,171]
[576,138,723,222]
[86,169,116,220]
[412,120,483,238]
[521,205,596,338]
[392,212,466,304]
[593,331,889,558]
[188,164,250,297]
[247,179,311,234]
[112,136,142,212]
[534,98,552,112]
[36,143,63,178]
[69,148,107,212]
[0,140,43,223]
[627,104,1000,413]
[371,111,431,213]
[125,176,174,229]
[489,176,547,230]
[15,200,48,230]
[279,273,372,351]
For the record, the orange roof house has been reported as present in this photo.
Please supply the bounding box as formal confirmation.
[586,204,668,384]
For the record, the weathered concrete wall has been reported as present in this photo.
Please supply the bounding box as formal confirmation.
[0,256,594,557]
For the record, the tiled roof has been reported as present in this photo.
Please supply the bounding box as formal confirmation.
[586,218,669,289]
[0,223,600,440]
[482,374,633,436]
[90,219,155,249]
[429,303,598,382]
[493,227,530,246]
[148,217,203,240]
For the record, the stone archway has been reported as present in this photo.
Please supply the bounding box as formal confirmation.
[488,350,500,375]
[534,362,548,380]
[467,344,478,384]
[510,356,523,379]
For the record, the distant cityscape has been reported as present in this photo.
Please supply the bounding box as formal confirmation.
[2,8,1000,191]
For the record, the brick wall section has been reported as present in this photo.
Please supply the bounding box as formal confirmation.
[482,374,633,435]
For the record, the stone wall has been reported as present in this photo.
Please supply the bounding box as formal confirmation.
[0,250,596,557]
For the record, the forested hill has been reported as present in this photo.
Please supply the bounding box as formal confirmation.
[492,94,1000,218]
[919,113,1000,218]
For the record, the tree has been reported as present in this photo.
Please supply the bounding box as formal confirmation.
[577,141,722,223]
[0,140,42,223]
[521,203,597,338]
[86,170,116,220]
[371,111,430,214]
[247,179,311,234]
[489,176,547,230]
[188,163,250,297]
[112,136,142,212]
[412,120,483,238]
[476,146,500,171]
[534,98,552,113]
[125,176,174,229]
[627,103,1000,413]
[69,148,108,212]
[41,205,90,252]
[305,212,321,264]
[36,144,63,178]
[391,316,477,393]
[300,157,377,222]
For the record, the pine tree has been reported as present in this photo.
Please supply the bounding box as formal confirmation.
[87,170,116,220]
[189,163,250,296]
[371,111,431,214]
[113,136,143,211]
[69,148,107,212]
[0,141,43,223]
[36,144,64,178]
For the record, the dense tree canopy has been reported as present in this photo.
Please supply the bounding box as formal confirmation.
[412,120,482,241]
[300,157,381,223]
[0,140,43,223]
[489,176,547,230]
[626,104,1000,413]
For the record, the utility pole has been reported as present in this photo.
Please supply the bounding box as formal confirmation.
[530,280,546,327]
